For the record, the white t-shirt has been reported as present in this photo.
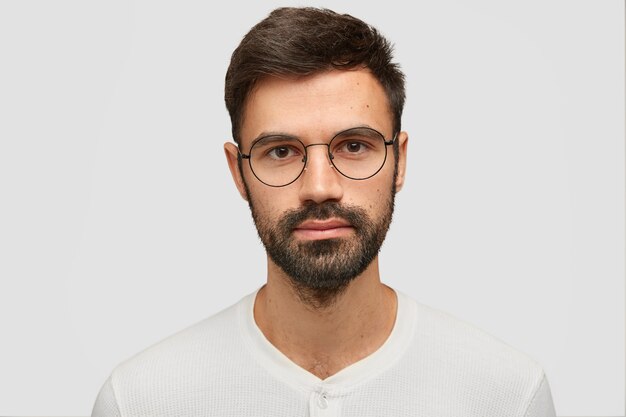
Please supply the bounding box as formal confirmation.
[91,289,556,416]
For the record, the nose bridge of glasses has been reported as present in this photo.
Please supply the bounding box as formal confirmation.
[303,142,334,164]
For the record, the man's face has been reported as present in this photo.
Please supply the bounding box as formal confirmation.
[225,69,408,306]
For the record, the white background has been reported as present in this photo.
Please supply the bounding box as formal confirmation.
[0,1,623,415]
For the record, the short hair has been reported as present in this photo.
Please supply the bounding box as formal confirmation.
[224,7,406,145]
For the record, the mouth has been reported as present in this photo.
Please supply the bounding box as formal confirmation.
[292,218,354,240]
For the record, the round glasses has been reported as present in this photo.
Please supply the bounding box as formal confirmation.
[238,127,396,187]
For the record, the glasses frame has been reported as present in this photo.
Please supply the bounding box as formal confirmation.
[238,126,397,187]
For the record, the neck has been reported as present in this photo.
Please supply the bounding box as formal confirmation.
[254,256,397,379]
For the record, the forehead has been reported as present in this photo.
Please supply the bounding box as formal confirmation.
[240,69,393,147]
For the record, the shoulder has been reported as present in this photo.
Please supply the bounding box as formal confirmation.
[413,299,543,376]
[116,295,245,371]
[398,294,553,415]
[106,293,256,403]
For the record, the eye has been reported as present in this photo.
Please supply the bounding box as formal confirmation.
[344,141,367,153]
[266,145,301,160]
[334,139,372,155]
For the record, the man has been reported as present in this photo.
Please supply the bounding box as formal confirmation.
[92,7,556,416]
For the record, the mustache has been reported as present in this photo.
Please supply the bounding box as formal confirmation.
[277,201,368,232]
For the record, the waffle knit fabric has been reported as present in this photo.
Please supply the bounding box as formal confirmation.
[91,288,556,417]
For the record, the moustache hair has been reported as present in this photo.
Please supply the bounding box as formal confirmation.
[277,201,368,232]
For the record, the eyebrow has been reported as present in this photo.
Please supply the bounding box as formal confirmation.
[249,132,299,149]
[249,124,378,147]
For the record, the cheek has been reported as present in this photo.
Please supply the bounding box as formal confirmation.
[345,177,392,213]
[248,186,293,222]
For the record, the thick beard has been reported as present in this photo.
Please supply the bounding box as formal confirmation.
[244,181,396,310]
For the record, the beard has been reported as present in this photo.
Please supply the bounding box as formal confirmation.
[245,184,396,309]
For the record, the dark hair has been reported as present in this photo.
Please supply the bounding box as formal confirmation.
[224,7,406,145]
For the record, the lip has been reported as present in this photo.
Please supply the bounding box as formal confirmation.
[293,218,354,240]
[296,219,351,230]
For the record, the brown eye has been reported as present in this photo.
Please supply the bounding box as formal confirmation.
[334,140,371,155]
[272,147,290,158]
[346,142,364,153]
[267,145,300,160]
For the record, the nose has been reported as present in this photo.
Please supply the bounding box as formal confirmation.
[298,144,344,204]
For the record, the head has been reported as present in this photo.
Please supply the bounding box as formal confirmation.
[224,7,408,308]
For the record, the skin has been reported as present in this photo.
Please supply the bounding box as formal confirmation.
[224,68,408,379]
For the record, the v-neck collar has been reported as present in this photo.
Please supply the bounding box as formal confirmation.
[238,287,417,394]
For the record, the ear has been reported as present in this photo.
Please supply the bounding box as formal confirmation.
[394,131,409,193]
[224,142,249,201]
